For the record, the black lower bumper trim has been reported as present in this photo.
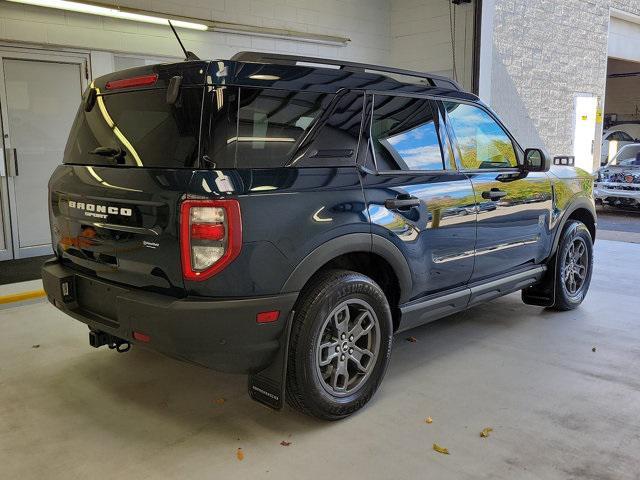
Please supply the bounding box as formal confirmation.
[42,259,299,373]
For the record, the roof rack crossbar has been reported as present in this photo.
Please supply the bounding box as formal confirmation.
[231,51,461,91]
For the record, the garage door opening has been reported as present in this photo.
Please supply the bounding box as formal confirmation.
[603,58,640,166]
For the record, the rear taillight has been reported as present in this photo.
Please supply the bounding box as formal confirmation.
[180,199,242,281]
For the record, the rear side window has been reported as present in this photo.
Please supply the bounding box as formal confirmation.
[64,87,203,168]
[203,87,334,168]
[371,95,445,171]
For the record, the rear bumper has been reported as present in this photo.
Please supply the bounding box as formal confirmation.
[42,259,298,374]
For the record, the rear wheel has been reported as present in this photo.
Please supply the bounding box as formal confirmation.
[286,270,393,420]
[551,220,593,311]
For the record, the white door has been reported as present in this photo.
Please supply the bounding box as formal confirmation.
[0,49,87,259]
[573,95,599,173]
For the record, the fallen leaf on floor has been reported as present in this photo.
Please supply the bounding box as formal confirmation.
[480,427,493,438]
[236,448,244,461]
[280,441,291,446]
[215,398,225,405]
[433,443,449,455]
[592,347,596,353]
[406,337,417,343]
[425,417,433,424]
[32,345,40,349]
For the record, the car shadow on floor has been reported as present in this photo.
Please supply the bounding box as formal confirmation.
[42,293,553,442]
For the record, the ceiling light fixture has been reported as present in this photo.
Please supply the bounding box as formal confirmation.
[7,0,208,30]
[7,0,351,45]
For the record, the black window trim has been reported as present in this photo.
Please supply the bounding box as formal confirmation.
[364,91,452,176]
[287,88,366,168]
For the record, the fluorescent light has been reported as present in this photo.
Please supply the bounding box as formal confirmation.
[7,0,208,30]
[211,26,349,46]
[6,0,350,46]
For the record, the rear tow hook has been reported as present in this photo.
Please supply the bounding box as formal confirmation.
[109,341,131,353]
[89,330,131,352]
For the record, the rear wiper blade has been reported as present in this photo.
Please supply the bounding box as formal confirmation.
[90,146,125,157]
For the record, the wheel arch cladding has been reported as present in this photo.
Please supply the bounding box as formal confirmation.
[280,233,412,329]
[567,207,596,243]
[552,199,596,257]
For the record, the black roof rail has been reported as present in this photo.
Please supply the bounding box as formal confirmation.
[230,51,462,91]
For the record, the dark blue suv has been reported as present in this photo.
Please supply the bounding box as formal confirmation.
[42,52,596,419]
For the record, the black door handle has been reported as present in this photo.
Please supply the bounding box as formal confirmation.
[481,188,507,200]
[385,196,420,210]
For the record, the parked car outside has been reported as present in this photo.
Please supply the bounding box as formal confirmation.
[601,129,636,166]
[595,143,640,207]
[42,52,596,419]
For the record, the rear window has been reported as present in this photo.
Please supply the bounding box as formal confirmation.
[203,87,334,168]
[64,87,203,168]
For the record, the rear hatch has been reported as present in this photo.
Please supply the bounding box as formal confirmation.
[49,61,208,296]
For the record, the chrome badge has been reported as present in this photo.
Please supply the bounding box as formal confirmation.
[68,200,132,219]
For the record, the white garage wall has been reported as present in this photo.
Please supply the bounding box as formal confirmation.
[0,0,391,69]
[390,0,475,90]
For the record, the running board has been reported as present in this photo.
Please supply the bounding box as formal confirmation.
[398,267,546,332]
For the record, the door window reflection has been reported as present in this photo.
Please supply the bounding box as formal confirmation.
[371,96,444,171]
[444,102,517,169]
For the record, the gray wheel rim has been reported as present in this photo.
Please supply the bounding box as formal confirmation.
[314,299,380,397]
[562,237,588,297]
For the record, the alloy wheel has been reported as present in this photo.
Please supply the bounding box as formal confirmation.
[562,237,588,296]
[314,299,381,397]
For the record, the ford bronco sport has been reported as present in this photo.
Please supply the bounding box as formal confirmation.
[42,52,596,420]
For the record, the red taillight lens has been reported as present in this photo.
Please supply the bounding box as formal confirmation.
[105,73,159,90]
[191,223,225,241]
[180,199,242,281]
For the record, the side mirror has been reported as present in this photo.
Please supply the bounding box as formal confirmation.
[522,148,551,172]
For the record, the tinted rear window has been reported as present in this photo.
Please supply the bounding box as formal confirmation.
[64,87,203,168]
[203,87,334,168]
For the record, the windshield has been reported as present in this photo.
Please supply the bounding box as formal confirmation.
[608,144,640,167]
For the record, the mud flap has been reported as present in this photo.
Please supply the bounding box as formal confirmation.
[247,311,294,410]
[522,254,558,308]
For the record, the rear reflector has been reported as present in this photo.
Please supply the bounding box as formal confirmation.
[106,73,159,90]
[133,331,151,343]
[256,310,280,323]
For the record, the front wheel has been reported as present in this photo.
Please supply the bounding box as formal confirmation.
[286,270,393,420]
[551,220,594,311]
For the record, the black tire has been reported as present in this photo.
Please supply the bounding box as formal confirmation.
[551,220,594,311]
[285,269,393,420]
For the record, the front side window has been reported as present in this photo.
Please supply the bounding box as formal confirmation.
[371,95,444,171]
[444,102,518,170]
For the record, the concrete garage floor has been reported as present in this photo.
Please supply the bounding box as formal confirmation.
[1,240,640,480]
